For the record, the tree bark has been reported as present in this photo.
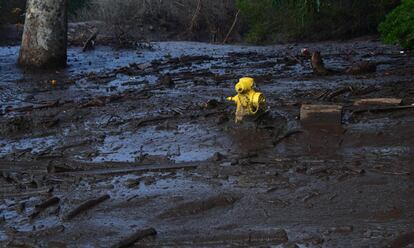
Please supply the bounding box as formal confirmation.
[18,0,67,69]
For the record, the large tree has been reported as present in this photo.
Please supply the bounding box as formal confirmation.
[18,0,68,69]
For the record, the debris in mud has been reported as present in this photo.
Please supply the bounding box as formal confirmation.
[158,74,174,88]
[0,116,33,136]
[311,51,337,75]
[111,228,157,248]
[248,228,289,243]
[386,232,414,248]
[83,31,98,52]
[353,98,402,106]
[159,194,239,218]
[345,61,377,75]
[328,226,353,234]
[300,104,343,125]
[124,178,140,188]
[64,194,110,221]
[30,196,61,219]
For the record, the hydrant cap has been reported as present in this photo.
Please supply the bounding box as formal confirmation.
[236,77,254,93]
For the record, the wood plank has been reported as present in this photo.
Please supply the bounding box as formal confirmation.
[300,104,343,125]
[354,98,402,106]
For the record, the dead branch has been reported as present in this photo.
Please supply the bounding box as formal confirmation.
[83,31,98,52]
[64,194,110,221]
[111,228,157,248]
[223,9,240,44]
[35,196,60,209]
[188,0,202,33]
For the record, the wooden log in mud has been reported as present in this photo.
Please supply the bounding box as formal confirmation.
[353,98,402,106]
[19,0,68,68]
[30,196,61,219]
[64,194,110,221]
[300,104,343,125]
[35,196,60,209]
[345,61,377,75]
[111,228,157,248]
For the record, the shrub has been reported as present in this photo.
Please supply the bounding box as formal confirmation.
[379,0,414,50]
[69,0,88,16]
[75,0,237,43]
[237,0,397,44]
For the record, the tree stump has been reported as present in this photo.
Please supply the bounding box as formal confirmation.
[18,0,68,69]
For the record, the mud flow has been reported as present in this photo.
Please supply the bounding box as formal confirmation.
[0,40,413,247]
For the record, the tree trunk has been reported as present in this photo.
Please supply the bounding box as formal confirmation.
[18,0,67,69]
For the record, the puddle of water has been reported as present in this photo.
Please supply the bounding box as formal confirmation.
[94,124,231,163]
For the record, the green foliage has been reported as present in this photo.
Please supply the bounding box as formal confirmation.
[379,0,414,49]
[69,0,88,15]
[237,0,397,44]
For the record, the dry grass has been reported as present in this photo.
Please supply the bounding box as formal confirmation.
[74,0,238,43]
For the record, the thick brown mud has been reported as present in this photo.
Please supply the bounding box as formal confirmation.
[0,39,413,247]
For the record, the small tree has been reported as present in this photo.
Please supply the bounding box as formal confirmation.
[379,0,414,50]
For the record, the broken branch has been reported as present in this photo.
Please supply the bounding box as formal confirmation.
[111,228,157,248]
[64,194,110,221]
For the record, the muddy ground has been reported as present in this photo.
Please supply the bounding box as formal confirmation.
[0,38,413,247]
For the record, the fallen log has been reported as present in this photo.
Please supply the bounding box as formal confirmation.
[35,196,60,209]
[111,228,157,248]
[30,196,61,219]
[345,61,376,75]
[300,104,343,125]
[352,105,414,115]
[353,98,402,106]
[64,194,110,221]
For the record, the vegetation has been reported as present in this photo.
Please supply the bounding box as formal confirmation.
[0,0,25,24]
[69,0,88,16]
[379,0,414,50]
[236,0,398,43]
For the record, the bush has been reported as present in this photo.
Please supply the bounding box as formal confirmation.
[0,0,26,24]
[379,0,414,50]
[69,0,88,16]
[237,0,397,44]
[75,0,237,43]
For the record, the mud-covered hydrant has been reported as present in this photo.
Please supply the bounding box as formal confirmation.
[227,77,266,123]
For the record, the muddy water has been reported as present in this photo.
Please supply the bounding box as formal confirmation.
[0,40,414,247]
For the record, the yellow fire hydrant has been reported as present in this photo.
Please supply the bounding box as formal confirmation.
[227,77,266,123]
